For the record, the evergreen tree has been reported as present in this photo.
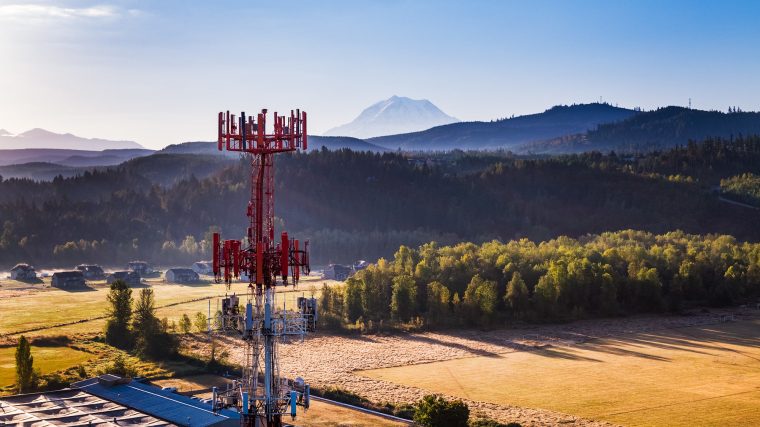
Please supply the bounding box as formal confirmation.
[105,280,133,349]
[194,312,209,332]
[179,313,192,334]
[132,288,177,358]
[15,335,35,393]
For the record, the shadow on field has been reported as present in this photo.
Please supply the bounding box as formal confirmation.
[125,281,150,289]
[575,339,672,362]
[165,281,214,288]
[401,333,502,358]
[532,321,760,363]
[59,285,97,292]
[533,346,604,362]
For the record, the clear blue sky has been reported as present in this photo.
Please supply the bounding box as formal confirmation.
[1,0,759,149]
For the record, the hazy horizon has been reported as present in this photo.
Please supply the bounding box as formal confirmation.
[2,0,760,149]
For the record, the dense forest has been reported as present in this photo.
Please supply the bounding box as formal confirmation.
[318,231,760,329]
[1,136,760,268]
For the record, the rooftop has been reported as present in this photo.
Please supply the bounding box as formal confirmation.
[72,377,238,427]
[0,388,174,426]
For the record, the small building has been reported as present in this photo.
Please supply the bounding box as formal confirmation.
[127,260,153,276]
[192,260,214,275]
[353,260,370,271]
[323,264,353,281]
[75,264,105,280]
[165,268,200,283]
[51,271,86,288]
[10,263,36,281]
[106,270,142,286]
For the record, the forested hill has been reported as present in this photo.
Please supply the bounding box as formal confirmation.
[522,107,760,153]
[367,103,637,150]
[1,137,760,268]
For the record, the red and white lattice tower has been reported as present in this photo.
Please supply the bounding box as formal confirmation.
[210,109,316,427]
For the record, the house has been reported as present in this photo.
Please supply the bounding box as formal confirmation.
[51,271,86,288]
[75,264,105,280]
[10,263,36,281]
[165,268,200,283]
[322,264,353,281]
[127,260,153,276]
[106,270,141,286]
[353,260,369,271]
[192,261,214,275]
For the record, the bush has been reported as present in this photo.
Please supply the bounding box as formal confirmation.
[194,312,208,333]
[317,386,371,407]
[393,403,416,419]
[414,394,469,427]
[179,313,192,334]
[106,354,137,378]
[39,373,68,391]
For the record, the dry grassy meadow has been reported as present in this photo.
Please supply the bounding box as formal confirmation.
[198,309,760,427]
[360,318,760,426]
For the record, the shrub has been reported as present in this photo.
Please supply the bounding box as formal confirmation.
[414,394,469,427]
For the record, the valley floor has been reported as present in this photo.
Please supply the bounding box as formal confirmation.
[189,308,760,427]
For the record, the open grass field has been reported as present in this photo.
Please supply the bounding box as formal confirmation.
[360,318,760,427]
[0,276,329,339]
[0,345,92,387]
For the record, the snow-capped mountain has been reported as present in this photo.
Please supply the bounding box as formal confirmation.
[0,128,143,150]
[324,96,459,138]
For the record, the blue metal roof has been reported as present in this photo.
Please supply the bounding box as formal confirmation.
[72,378,239,427]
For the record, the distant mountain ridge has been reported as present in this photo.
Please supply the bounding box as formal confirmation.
[160,136,387,155]
[0,148,153,167]
[0,128,143,150]
[520,106,760,153]
[368,103,637,151]
[325,96,459,139]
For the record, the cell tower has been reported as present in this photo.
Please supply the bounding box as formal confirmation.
[209,108,317,427]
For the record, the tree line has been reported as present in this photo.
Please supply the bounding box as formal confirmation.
[720,173,760,206]
[318,230,760,329]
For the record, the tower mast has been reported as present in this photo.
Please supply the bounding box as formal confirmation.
[210,108,316,427]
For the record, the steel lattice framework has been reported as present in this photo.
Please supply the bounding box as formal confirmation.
[210,109,316,427]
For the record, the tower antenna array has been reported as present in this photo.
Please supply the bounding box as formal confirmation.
[209,108,317,427]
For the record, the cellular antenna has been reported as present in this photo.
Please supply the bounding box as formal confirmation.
[210,109,316,426]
